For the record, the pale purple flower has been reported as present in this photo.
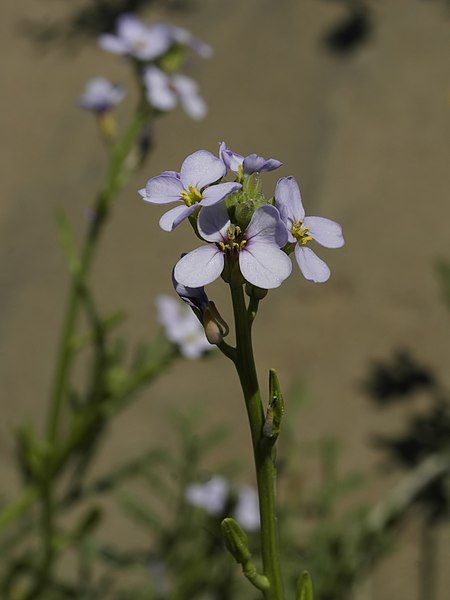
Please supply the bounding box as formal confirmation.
[234,485,259,532]
[219,142,282,176]
[174,203,292,289]
[140,150,241,232]
[185,476,229,515]
[158,24,213,58]
[155,294,213,359]
[78,78,124,113]
[98,14,171,61]
[143,66,207,120]
[275,176,344,283]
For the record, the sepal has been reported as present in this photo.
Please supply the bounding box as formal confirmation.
[263,369,285,443]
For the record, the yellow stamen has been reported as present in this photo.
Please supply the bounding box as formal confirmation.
[291,221,312,246]
[180,185,203,207]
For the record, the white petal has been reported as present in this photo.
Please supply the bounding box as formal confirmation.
[197,203,230,242]
[200,182,241,207]
[98,34,128,55]
[234,486,259,531]
[180,150,226,190]
[245,205,288,248]
[180,92,207,120]
[239,244,292,289]
[159,204,196,232]
[174,246,224,287]
[303,216,344,248]
[144,67,177,112]
[135,26,171,60]
[274,176,305,224]
[171,73,198,96]
[219,143,244,173]
[172,74,207,120]
[155,295,180,329]
[117,14,147,43]
[144,175,183,204]
[295,246,330,283]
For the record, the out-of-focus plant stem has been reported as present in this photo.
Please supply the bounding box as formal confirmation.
[0,339,174,541]
[229,282,285,600]
[47,106,151,445]
[0,488,37,535]
[25,102,151,595]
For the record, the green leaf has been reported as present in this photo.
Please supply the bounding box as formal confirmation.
[296,571,314,600]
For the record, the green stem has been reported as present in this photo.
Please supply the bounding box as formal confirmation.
[23,484,54,599]
[47,109,149,444]
[229,283,285,600]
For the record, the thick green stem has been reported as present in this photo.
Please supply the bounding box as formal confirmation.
[229,283,285,600]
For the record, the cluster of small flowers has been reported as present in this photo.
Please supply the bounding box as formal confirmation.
[79,13,211,119]
[185,476,260,532]
[141,143,344,298]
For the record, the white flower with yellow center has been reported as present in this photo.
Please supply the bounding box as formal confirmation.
[275,176,344,283]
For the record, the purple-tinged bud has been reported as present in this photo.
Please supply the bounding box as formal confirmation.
[172,266,209,317]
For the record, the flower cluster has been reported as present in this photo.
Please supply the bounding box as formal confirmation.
[142,143,344,294]
[79,13,210,120]
[185,476,259,532]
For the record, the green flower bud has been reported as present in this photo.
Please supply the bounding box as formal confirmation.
[296,571,314,600]
[234,199,256,230]
[221,517,251,564]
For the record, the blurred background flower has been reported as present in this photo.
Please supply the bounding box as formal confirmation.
[1,1,449,598]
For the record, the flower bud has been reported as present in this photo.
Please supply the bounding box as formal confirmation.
[202,301,229,345]
[234,199,256,230]
[221,517,251,564]
[221,517,270,591]
[296,571,314,600]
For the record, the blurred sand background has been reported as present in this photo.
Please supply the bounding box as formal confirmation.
[1,0,449,597]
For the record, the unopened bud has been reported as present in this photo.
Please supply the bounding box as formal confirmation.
[202,301,229,345]
[234,200,256,230]
[296,571,314,600]
[221,518,251,564]
[245,283,268,300]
